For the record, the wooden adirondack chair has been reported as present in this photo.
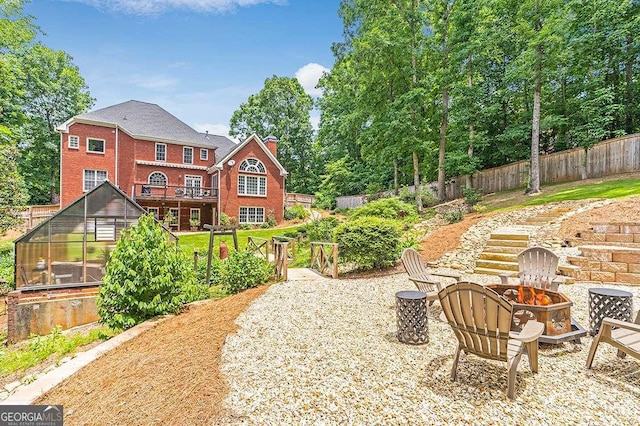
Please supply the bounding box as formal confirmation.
[438,282,545,399]
[401,248,461,304]
[586,310,640,368]
[500,247,565,292]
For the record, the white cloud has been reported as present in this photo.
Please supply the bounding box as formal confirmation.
[70,0,285,14]
[295,63,330,97]
[129,74,178,90]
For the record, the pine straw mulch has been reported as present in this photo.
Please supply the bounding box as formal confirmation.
[35,285,268,425]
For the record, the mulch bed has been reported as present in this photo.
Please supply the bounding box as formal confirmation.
[36,285,268,425]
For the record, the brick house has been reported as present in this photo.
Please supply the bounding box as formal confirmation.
[56,100,288,230]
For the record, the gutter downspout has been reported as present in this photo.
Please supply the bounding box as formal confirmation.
[115,125,119,188]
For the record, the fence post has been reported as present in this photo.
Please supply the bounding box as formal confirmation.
[193,250,198,270]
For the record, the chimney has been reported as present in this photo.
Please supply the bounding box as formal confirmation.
[264,135,278,158]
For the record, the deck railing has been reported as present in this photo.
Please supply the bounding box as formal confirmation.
[132,184,218,201]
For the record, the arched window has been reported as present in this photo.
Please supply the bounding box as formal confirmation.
[238,158,266,174]
[148,172,167,187]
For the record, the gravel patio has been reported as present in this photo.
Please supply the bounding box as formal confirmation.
[220,272,640,425]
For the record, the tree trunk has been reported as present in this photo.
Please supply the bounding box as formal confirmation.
[437,5,451,202]
[466,53,474,189]
[413,151,423,212]
[625,33,634,134]
[529,15,542,195]
[394,156,399,195]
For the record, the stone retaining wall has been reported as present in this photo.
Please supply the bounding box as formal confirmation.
[569,222,640,247]
[568,245,640,285]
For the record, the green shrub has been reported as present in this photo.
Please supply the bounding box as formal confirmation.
[335,216,402,270]
[239,223,251,230]
[349,197,418,223]
[98,214,208,330]
[284,204,310,221]
[219,212,230,226]
[313,192,336,210]
[219,250,272,294]
[195,252,224,286]
[0,244,14,295]
[266,209,277,227]
[443,208,465,224]
[306,217,339,242]
[463,186,482,206]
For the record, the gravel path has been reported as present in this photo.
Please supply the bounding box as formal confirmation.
[220,273,640,425]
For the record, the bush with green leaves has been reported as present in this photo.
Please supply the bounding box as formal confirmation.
[219,212,230,226]
[304,216,339,242]
[335,216,402,270]
[349,198,418,223]
[443,208,465,224]
[463,186,482,206]
[219,250,272,294]
[0,241,15,295]
[98,214,208,330]
[284,204,310,221]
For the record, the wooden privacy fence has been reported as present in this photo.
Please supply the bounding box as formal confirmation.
[20,205,59,229]
[273,240,288,281]
[285,193,316,208]
[445,133,640,199]
[310,242,339,278]
[247,236,270,261]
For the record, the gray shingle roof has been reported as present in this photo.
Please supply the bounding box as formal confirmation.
[75,100,236,151]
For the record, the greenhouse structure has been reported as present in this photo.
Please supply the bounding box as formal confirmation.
[14,181,174,288]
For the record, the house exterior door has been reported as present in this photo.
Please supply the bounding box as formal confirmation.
[185,175,203,197]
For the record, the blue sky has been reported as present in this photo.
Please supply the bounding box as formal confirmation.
[24,0,343,137]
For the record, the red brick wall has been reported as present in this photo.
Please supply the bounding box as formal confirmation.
[219,137,285,223]
[60,123,117,206]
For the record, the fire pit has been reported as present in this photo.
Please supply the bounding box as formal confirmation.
[487,284,586,344]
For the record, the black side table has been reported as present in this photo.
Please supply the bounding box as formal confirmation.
[588,287,633,335]
[396,290,428,345]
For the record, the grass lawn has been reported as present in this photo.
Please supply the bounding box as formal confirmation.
[176,225,311,268]
[480,175,640,212]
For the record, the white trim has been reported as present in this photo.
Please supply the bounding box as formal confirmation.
[86,137,105,154]
[135,160,207,171]
[147,207,160,219]
[183,146,194,164]
[207,133,288,176]
[190,208,200,222]
[83,169,108,192]
[148,171,168,186]
[238,174,267,197]
[239,206,265,224]
[68,135,79,149]
[155,143,167,162]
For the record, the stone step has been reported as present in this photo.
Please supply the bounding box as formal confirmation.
[473,267,509,276]
[478,246,524,254]
[485,239,529,248]
[489,232,530,241]
[478,252,519,262]
[475,259,519,271]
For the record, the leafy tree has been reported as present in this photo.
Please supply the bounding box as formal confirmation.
[19,43,94,204]
[229,75,318,194]
[0,132,28,233]
[98,214,207,330]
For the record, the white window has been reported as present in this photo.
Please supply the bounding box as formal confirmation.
[148,172,167,187]
[83,169,107,191]
[155,143,166,162]
[200,148,208,160]
[190,208,200,222]
[87,138,105,153]
[239,158,266,173]
[183,147,193,164]
[239,207,265,224]
[68,135,79,149]
[168,208,179,225]
[147,207,159,219]
[238,175,266,196]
